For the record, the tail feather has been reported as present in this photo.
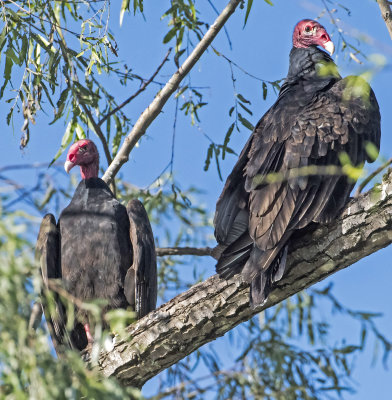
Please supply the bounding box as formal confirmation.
[216,231,290,307]
[249,244,289,308]
[216,233,252,279]
[250,272,270,307]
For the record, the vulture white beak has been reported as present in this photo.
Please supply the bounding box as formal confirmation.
[323,40,335,56]
[64,160,76,173]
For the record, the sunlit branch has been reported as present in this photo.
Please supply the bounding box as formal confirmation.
[377,0,392,40]
[102,0,243,185]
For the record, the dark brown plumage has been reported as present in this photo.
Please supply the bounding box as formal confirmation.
[214,20,381,307]
[36,140,157,353]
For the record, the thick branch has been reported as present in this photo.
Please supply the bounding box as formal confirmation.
[378,0,392,40]
[97,49,172,127]
[101,0,242,185]
[156,246,214,257]
[99,170,392,387]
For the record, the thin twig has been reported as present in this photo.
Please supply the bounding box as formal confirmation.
[80,103,112,165]
[354,158,392,197]
[47,280,94,311]
[213,46,277,84]
[0,161,62,172]
[102,0,243,185]
[97,48,172,127]
[50,6,115,193]
[156,246,214,257]
[377,0,392,40]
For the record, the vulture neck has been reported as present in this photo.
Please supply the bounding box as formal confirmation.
[80,162,99,180]
[286,46,340,83]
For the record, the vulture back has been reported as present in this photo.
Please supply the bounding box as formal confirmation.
[36,177,158,353]
[59,178,132,323]
[214,45,381,307]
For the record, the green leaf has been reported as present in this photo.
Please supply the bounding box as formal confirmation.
[262,82,267,100]
[112,114,123,156]
[243,0,253,27]
[365,141,379,162]
[204,143,214,172]
[238,101,253,116]
[214,146,223,181]
[4,49,13,81]
[238,113,254,131]
[120,0,130,26]
[49,120,76,166]
[0,27,7,54]
[175,85,189,98]
[236,93,251,104]
[264,0,274,5]
[222,122,235,159]
[163,27,178,44]
[19,36,28,65]
[50,88,69,125]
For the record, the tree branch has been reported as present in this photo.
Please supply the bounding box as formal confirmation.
[80,103,112,166]
[97,49,172,127]
[156,246,214,257]
[80,103,117,194]
[101,0,243,185]
[98,170,392,388]
[378,0,392,40]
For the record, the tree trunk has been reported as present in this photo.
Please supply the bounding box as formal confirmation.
[99,170,392,388]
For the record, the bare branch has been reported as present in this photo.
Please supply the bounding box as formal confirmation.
[0,161,62,172]
[97,48,172,127]
[98,171,392,387]
[156,246,214,257]
[378,0,392,40]
[101,0,243,185]
[80,103,112,166]
[80,104,117,195]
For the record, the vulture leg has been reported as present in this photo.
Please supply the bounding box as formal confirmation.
[125,199,157,319]
[83,324,94,344]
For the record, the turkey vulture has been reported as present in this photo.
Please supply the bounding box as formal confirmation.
[36,139,157,353]
[214,19,381,307]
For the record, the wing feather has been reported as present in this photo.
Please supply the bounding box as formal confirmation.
[126,199,157,319]
[35,214,69,355]
[215,65,381,309]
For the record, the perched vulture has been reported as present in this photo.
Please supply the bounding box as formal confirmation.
[214,19,381,307]
[36,139,157,353]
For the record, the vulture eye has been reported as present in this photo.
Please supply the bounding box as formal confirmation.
[305,26,312,33]
[79,146,87,153]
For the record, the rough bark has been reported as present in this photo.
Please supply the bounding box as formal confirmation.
[99,170,392,388]
[156,246,214,257]
[102,0,242,185]
[378,0,392,40]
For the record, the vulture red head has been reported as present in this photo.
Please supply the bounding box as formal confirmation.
[64,139,99,179]
[293,19,335,55]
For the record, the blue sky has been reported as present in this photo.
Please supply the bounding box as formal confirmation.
[0,0,391,398]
